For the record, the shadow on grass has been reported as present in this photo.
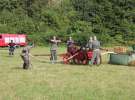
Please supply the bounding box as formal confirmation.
[12,67,34,71]
[5,56,14,57]
[12,67,23,70]
[2,55,16,58]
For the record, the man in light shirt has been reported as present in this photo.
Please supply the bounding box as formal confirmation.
[89,36,101,65]
[50,36,61,64]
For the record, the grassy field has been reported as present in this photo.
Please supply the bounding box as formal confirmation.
[0,47,135,100]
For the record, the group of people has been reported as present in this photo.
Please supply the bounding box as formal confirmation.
[50,35,101,65]
[7,35,101,70]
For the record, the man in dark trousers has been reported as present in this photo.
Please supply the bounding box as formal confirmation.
[21,46,32,69]
[8,40,16,55]
[50,36,61,64]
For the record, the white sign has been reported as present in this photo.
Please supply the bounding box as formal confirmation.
[15,37,19,43]
[5,37,10,43]
[9,37,15,43]
[5,37,26,43]
[20,37,25,43]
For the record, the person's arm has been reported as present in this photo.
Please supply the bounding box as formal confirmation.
[57,40,61,43]
[13,43,17,48]
[50,39,55,42]
[8,43,10,47]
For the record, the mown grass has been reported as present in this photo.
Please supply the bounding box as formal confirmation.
[0,47,135,100]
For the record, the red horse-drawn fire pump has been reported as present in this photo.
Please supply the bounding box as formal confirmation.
[61,44,99,65]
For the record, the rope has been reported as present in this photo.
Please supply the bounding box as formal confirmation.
[64,52,79,61]
[29,53,63,63]
[29,53,47,63]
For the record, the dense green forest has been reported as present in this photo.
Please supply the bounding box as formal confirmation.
[0,0,135,46]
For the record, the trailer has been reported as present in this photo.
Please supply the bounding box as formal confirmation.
[0,34,27,47]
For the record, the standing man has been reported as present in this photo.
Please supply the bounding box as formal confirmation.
[8,40,16,55]
[89,36,101,65]
[67,36,74,53]
[50,36,61,64]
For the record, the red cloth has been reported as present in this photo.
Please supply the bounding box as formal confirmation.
[87,51,93,59]
[75,51,84,60]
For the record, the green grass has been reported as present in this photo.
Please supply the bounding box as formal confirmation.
[0,47,135,100]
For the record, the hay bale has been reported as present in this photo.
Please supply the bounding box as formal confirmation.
[114,47,127,54]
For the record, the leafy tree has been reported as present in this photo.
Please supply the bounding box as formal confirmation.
[0,0,135,45]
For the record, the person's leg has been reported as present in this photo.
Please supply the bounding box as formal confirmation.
[50,50,52,61]
[23,63,26,69]
[29,60,32,69]
[96,50,101,65]
[89,51,97,65]
[23,57,29,69]
[12,48,15,55]
[9,48,11,55]
[23,59,29,70]
[100,54,102,64]
[10,47,14,55]
[11,50,14,55]
[54,50,57,63]
[50,50,53,63]
[26,60,30,69]
[51,50,55,64]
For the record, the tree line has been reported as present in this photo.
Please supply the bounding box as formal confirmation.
[0,0,135,46]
